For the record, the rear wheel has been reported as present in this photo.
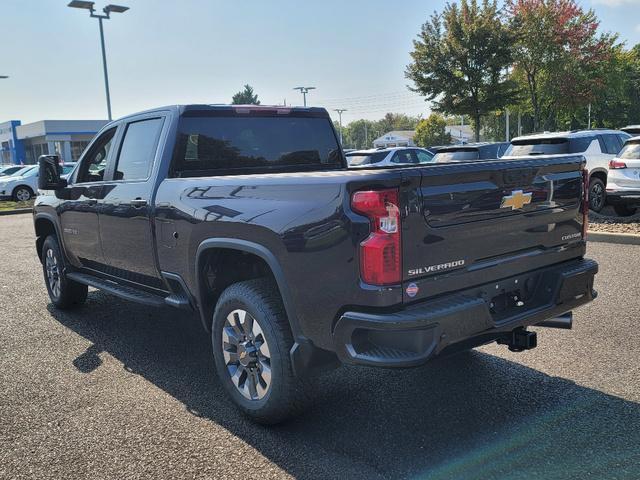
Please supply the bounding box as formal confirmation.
[42,235,88,309]
[211,279,309,424]
[613,204,637,217]
[13,186,33,202]
[588,178,606,213]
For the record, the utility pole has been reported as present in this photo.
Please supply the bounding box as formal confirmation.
[588,103,592,129]
[517,110,522,137]
[293,86,316,107]
[334,109,347,145]
[505,108,510,142]
[68,1,130,121]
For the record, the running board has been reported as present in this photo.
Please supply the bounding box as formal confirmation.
[66,272,167,308]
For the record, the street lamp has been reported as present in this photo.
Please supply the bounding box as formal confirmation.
[68,1,129,120]
[333,109,347,145]
[293,86,316,107]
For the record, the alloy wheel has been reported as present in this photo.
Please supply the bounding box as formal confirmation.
[590,183,604,211]
[222,309,272,400]
[45,248,61,299]
[15,188,31,201]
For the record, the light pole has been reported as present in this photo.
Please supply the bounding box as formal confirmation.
[293,86,316,107]
[68,1,129,121]
[334,109,347,145]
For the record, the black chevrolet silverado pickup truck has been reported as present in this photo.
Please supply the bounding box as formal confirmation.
[34,105,598,423]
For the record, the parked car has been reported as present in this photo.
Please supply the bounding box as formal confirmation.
[433,142,510,163]
[0,165,25,177]
[605,136,640,216]
[503,129,631,212]
[34,104,597,424]
[60,162,77,179]
[620,125,640,135]
[346,147,435,167]
[0,165,39,201]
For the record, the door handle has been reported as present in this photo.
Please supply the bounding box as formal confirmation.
[131,198,148,208]
[86,199,97,206]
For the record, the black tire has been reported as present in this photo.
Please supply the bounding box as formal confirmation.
[589,177,606,212]
[613,204,638,217]
[41,235,88,309]
[211,278,309,424]
[12,185,33,202]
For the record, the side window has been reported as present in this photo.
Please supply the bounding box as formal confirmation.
[113,118,164,181]
[415,150,434,163]
[602,134,622,154]
[618,133,631,147]
[76,128,117,183]
[392,150,415,164]
[569,136,594,153]
[498,143,509,157]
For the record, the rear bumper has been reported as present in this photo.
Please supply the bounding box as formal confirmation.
[606,189,640,206]
[333,257,598,367]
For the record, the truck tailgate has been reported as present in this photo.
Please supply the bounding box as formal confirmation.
[401,156,587,303]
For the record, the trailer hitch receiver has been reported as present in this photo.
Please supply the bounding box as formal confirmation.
[497,328,537,352]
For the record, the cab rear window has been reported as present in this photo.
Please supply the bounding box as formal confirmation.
[172,115,343,176]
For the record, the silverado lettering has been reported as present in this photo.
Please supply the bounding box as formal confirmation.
[408,259,466,276]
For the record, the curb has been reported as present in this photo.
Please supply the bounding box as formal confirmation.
[588,231,640,245]
[0,208,32,216]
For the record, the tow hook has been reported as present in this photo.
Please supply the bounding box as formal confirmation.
[497,328,537,352]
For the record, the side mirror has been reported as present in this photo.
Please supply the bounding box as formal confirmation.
[38,155,67,190]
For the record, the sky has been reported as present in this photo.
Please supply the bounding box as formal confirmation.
[1,0,639,126]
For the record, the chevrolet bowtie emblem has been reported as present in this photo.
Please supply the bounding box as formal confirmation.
[501,190,532,210]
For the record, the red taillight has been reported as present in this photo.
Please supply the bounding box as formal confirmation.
[582,169,589,240]
[352,189,401,285]
[609,159,627,169]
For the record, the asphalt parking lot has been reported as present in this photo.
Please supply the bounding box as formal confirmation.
[1,214,639,480]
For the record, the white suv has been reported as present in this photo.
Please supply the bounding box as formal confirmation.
[503,129,631,212]
[606,136,640,216]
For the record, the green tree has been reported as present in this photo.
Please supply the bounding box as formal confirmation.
[231,84,260,105]
[414,113,452,147]
[507,0,616,131]
[589,44,640,129]
[406,0,517,141]
[344,119,381,149]
[377,113,421,133]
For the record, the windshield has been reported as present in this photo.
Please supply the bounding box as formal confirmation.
[172,115,343,176]
[346,151,389,166]
[434,149,479,162]
[22,167,38,177]
[618,142,640,159]
[62,165,75,175]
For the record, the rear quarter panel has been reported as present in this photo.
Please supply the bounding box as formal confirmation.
[154,169,403,349]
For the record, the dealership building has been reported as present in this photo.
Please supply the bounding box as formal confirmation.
[0,119,108,165]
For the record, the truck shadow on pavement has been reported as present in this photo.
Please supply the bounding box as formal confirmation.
[48,292,640,480]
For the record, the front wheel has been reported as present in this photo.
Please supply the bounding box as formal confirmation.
[42,235,88,309]
[13,186,33,202]
[211,279,309,424]
[589,178,606,213]
[613,204,638,217]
